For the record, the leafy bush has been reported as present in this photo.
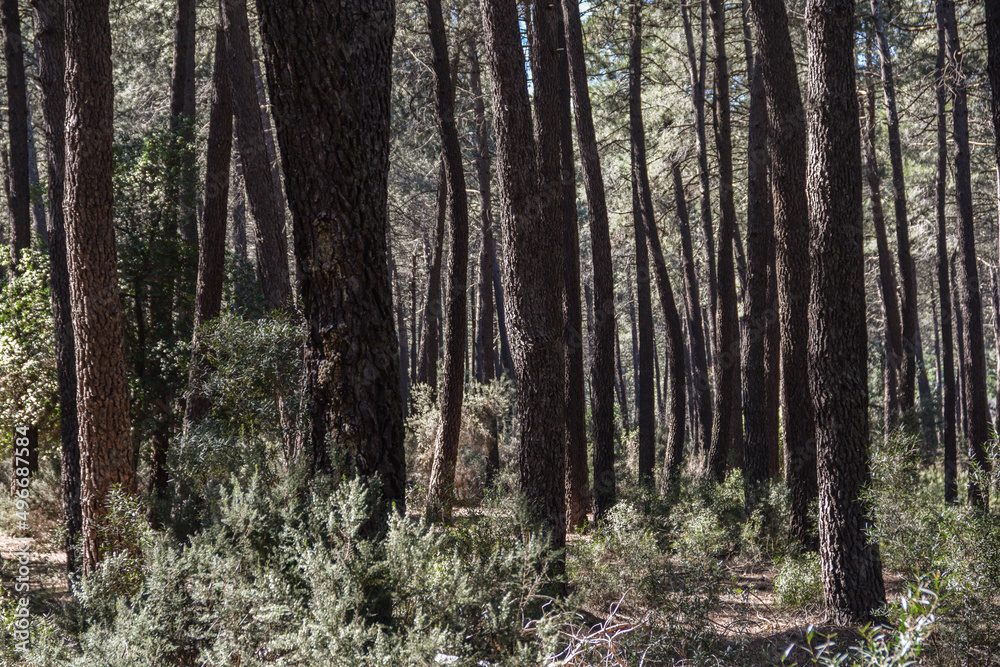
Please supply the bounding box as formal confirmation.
[774,552,823,609]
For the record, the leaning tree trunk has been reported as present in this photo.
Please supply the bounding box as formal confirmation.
[32,0,80,575]
[481,0,566,553]
[705,0,742,482]
[806,0,885,623]
[256,0,407,524]
[424,0,470,524]
[223,0,290,313]
[939,0,991,507]
[65,0,137,573]
[748,0,817,548]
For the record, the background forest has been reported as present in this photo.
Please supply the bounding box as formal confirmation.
[1,0,1000,664]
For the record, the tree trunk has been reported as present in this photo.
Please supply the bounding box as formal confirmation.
[419,165,446,394]
[748,0,817,548]
[256,0,407,523]
[66,0,136,572]
[862,69,903,439]
[32,0,80,575]
[615,317,630,433]
[169,0,198,247]
[627,262,640,434]
[5,0,31,266]
[26,100,46,247]
[480,0,566,550]
[223,0,290,313]
[425,0,470,524]
[562,0,619,517]
[705,0,742,482]
[939,0,991,507]
[672,165,712,456]
[183,19,232,431]
[806,0,885,622]
[870,0,917,412]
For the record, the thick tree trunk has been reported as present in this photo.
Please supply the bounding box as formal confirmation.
[66,0,136,572]
[705,0,742,482]
[862,71,903,439]
[424,0,470,524]
[223,0,290,313]
[672,166,712,456]
[806,0,885,622]
[870,0,917,412]
[939,0,991,507]
[257,0,407,522]
[32,0,80,575]
[627,0,656,485]
[480,0,566,550]
[748,0,816,548]
[183,20,232,431]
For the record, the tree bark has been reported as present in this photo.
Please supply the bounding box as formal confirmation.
[32,0,79,574]
[256,0,407,521]
[419,165,446,394]
[806,0,885,623]
[223,0,290,313]
[169,0,198,247]
[748,0,816,547]
[5,0,31,267]
[480,0,566,549]
[184,18,233,431]
[424,0,470,524]
[66,0,136,572]
[705,0,742,482]
[939,0,991,507]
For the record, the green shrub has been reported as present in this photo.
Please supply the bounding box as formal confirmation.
[774,552,823,609]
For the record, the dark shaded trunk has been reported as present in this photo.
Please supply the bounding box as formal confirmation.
[425,0,470,524]
[805,0,885,622]
[395,260,409,416]
[862,70,903,439]
[32,0,79,575]
[26,102,46,247]
[183,20,232,432]
[169,0,198,247]
[627,262,640,431]
[870,0,917,411]
[705,0,742,482]
[257,0,407,522]
[939,0,990,507]
[672,165,712,456]
[748,0,816,548]
[627,0,656,486]
[419,165,446,394]
[223,0,290,313]
[615,317,630,433]
[66,0,137,572]
[5,0,31,266]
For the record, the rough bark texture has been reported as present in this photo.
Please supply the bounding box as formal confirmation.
[5,0,31,267]
[806,0,885,623]
[169,0,198,246]
[425,0,470,524]
[706,0,742,482]
[933,8,957,503]
[748,0,816,547]
[627,0,656,485]
[184,20,233,431]
[985,0,1000,459]
[419,165,446,393]
[224,0,290,313]
[870,0,917,412]
[32,0,78,573]
[742,57,773,508]
[256,0,407,520]
[65,0,136,573]
[862,73,903,438]
[480,0,566,548]
[672,165,712,456]
[939,0,991,507]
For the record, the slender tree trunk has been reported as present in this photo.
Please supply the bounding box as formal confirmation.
[257,0,407,524]
[615,318,630,432]
[953,258,968,440]
[705,0,741,482]
[26,101,46,247]
[419,165,446,394]
[184,19,233,432]
[626,262,641,433]
[806,0,885,622]
[862,70,903,439]
[480,0,566,554]
[748,0,816,548]
[66,0,136,572]
[934,8,957,503]
[32,0,79,574]
[5,0,31,267]
[394,259,410,416]
[425,0,470,524]
[223,0,290,313]
[870,0,917,412]
[492,240,514,375]
[169,0,198,246]
[939,0,990,507]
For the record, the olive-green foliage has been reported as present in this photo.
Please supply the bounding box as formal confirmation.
[22,475,567,666]
[774,553,823,609]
